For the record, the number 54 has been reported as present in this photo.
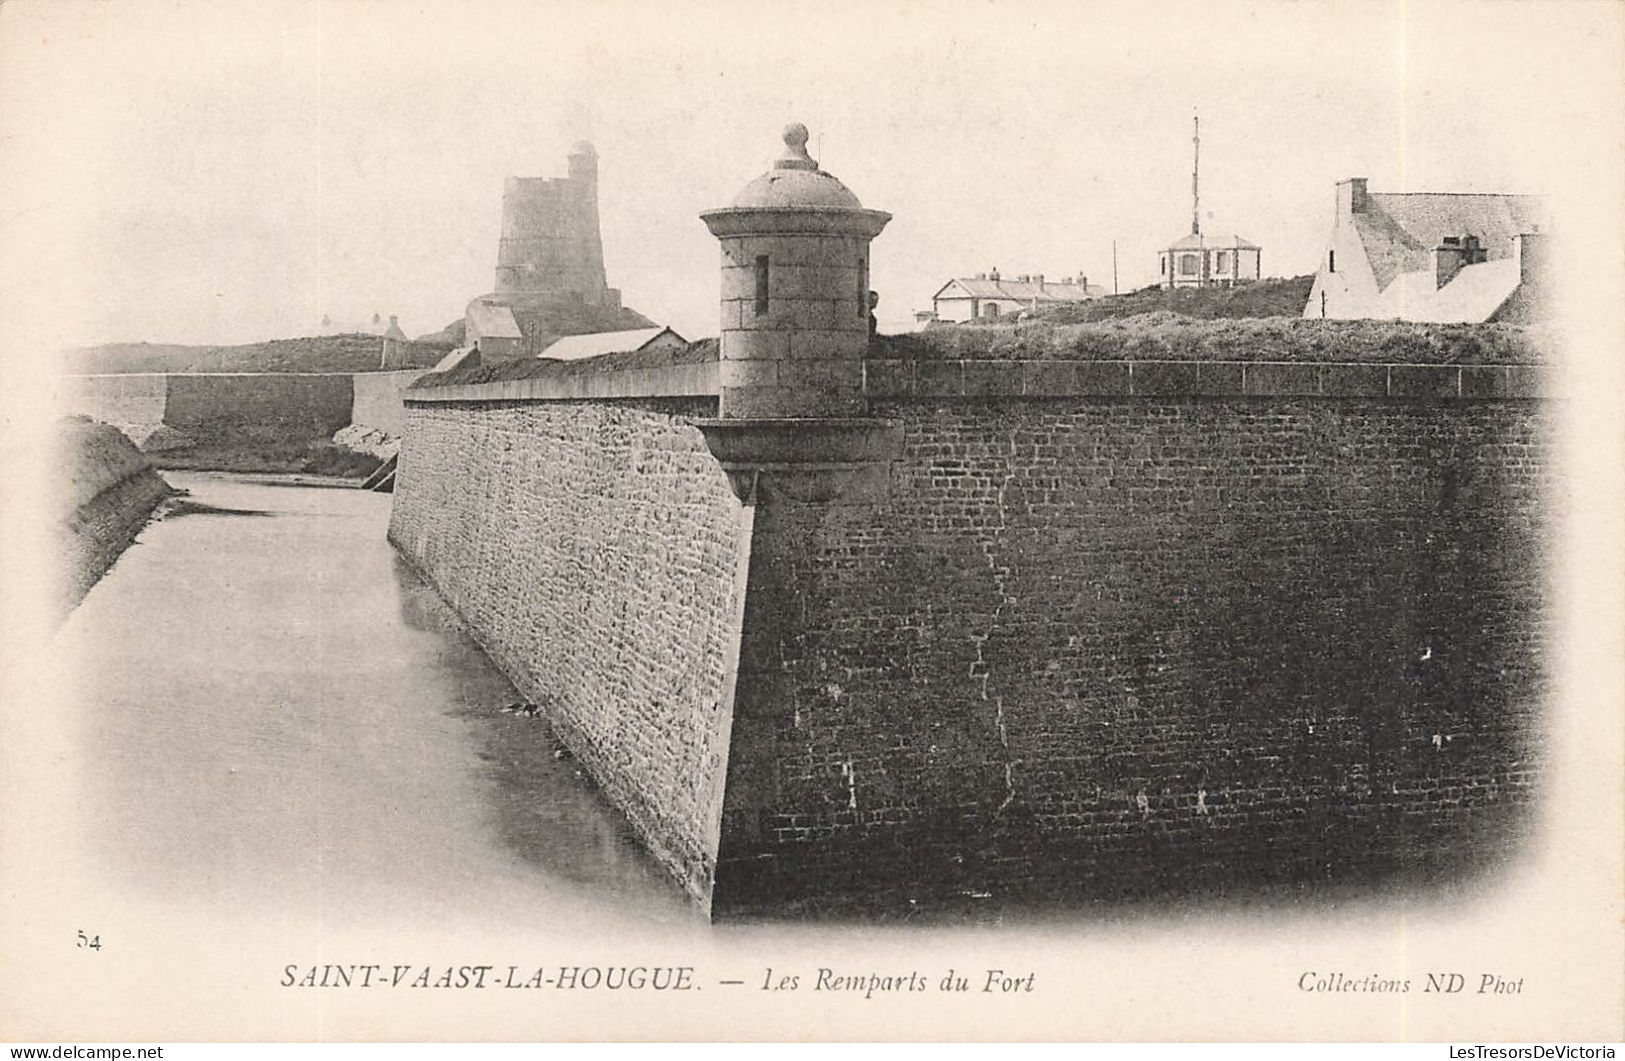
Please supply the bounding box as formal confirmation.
[76,930,101,950]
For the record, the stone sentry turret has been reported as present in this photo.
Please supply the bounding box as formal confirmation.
[701,122,890,418]
[697,122,899,503]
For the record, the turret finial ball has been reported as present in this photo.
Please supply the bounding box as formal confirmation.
[783,122,810,150]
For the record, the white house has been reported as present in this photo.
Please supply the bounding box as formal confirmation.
[930,271,1107,323]
[1303,178,1548,323]
[1156,233,1262,289]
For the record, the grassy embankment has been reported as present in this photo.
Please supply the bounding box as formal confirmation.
[153,441,384,478]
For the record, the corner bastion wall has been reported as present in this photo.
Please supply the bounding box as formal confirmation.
[388,351,743,904]
[388,322,1551,917]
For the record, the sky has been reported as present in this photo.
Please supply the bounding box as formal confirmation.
[0,0,1620,350]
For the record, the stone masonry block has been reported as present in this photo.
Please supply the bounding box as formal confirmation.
[1074,361,1133,395]
[779,357,864,392]
[1021,360,1077,396]
[1389,365,1459,399]
[721,265,758,301]
[1321,364,1389,397]
[960,360,1023,396]
[1459,366,1509,399]
[864,359,914,397]
[756,300,832,330]
[721,235,862,268]
[720,384,799,418]
[719,360,782,389]
[1132,361,1200,397]
[771,265,862,302]
[915,360,963,397]
[724,330,791,362]
[788,328,866,361]
[1245,363,1320,396]
[1193,362,1245,396]
[1504,365,1546,399]
[829,298,864,327]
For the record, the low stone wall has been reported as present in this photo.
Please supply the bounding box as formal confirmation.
[56,372,358,453]
[389,323,1552,916]
[163,373,354,442]
[56,417,172,611]
[349,370,426,436]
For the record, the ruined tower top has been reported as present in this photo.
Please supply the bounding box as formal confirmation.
[567,140,598,186]
[492,144,609,303]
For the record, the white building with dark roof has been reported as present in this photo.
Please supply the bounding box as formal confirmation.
[930,270,1107,322]
[1304,178,1548,322]
[1157,233,1262,289]
[1155,114,1262,290]
[538,326,686,361]
[465,299,526,359]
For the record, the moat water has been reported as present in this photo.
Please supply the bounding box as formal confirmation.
[49,471,695,933]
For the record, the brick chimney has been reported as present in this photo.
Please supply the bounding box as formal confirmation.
[1514,231,1548,298]
[1337,177,1369,218]
[1435,236,1466,289]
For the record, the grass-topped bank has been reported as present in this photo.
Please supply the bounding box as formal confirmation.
[154,439,384,479]
[883,315,1552,365]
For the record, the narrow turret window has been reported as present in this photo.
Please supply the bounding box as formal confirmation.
[1329,250,1336,273]
[754,255,770,316]
[857,257,868,319]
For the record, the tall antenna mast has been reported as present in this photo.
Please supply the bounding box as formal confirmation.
[1190,111,1201,238]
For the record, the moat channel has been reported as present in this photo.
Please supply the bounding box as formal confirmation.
[53,471,694,930]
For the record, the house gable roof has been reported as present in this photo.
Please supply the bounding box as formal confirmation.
[1369,259,1522,323]
[1357,192,1545,290]
[933,277,1107,302]
[466,302,523,339]
[1164,232,1261,252]
[538,326,684,361]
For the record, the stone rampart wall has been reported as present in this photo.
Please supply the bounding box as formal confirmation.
[713,393,1547,914]
[387,327,1550,916]
[387,396,746,904]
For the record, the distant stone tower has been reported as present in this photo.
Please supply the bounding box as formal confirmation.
[493,141,615,306]
[700,122,890,418]
[465,142,640,360]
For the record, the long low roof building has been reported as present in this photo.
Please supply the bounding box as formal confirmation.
[538,326,687,361]
[932,272,1107,322]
